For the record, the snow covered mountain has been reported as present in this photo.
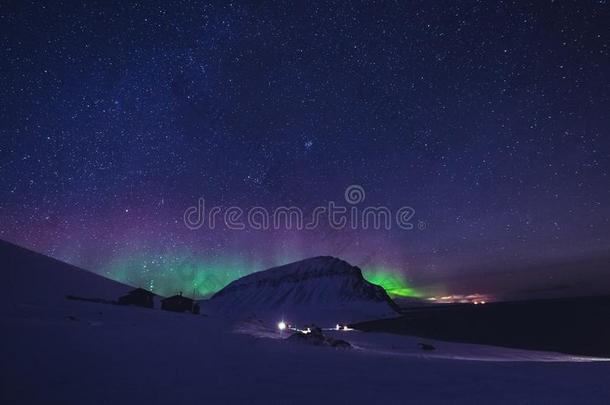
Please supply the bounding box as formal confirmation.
[208,256,400,323]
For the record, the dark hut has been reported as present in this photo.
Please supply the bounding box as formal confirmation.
[118,288,155,308]
[161,292,200,314]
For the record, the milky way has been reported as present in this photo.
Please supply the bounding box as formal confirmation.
[1,1,608,299]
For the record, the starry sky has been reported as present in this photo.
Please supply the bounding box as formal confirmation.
[1,1,609,300]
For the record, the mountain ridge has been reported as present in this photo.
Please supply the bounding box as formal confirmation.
[209,256,400,323]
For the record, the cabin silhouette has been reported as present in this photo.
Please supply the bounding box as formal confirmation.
[161,292,200,314]
[118,288,155,308]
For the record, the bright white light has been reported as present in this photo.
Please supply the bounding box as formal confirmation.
[277,321,287,331]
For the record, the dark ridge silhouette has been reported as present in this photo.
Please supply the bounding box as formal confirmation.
[351,295,610,357]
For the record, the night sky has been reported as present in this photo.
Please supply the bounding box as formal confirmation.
[1,1,609,300]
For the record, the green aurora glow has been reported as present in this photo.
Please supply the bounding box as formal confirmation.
[104,254,422,299]
[105,254,257,298]
[362,267,423,298]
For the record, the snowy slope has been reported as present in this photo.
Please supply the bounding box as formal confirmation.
[0,239,131,310]
[208,256,399,323]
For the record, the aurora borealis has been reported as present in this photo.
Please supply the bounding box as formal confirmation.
[103,252,423,299]
[361,267,423,299]
[104,254,252,298]
[1,1,609,302]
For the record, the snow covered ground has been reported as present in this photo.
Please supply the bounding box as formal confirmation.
[2,241,610,404]
[3,299,610,404]
[235,319,610,363]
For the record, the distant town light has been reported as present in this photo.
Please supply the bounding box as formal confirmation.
[277,321,287,331]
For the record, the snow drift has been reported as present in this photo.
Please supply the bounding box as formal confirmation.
[208,256,400,323]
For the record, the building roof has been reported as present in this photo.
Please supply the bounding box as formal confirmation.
[162,294,194,303]
[126,287,156,296]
